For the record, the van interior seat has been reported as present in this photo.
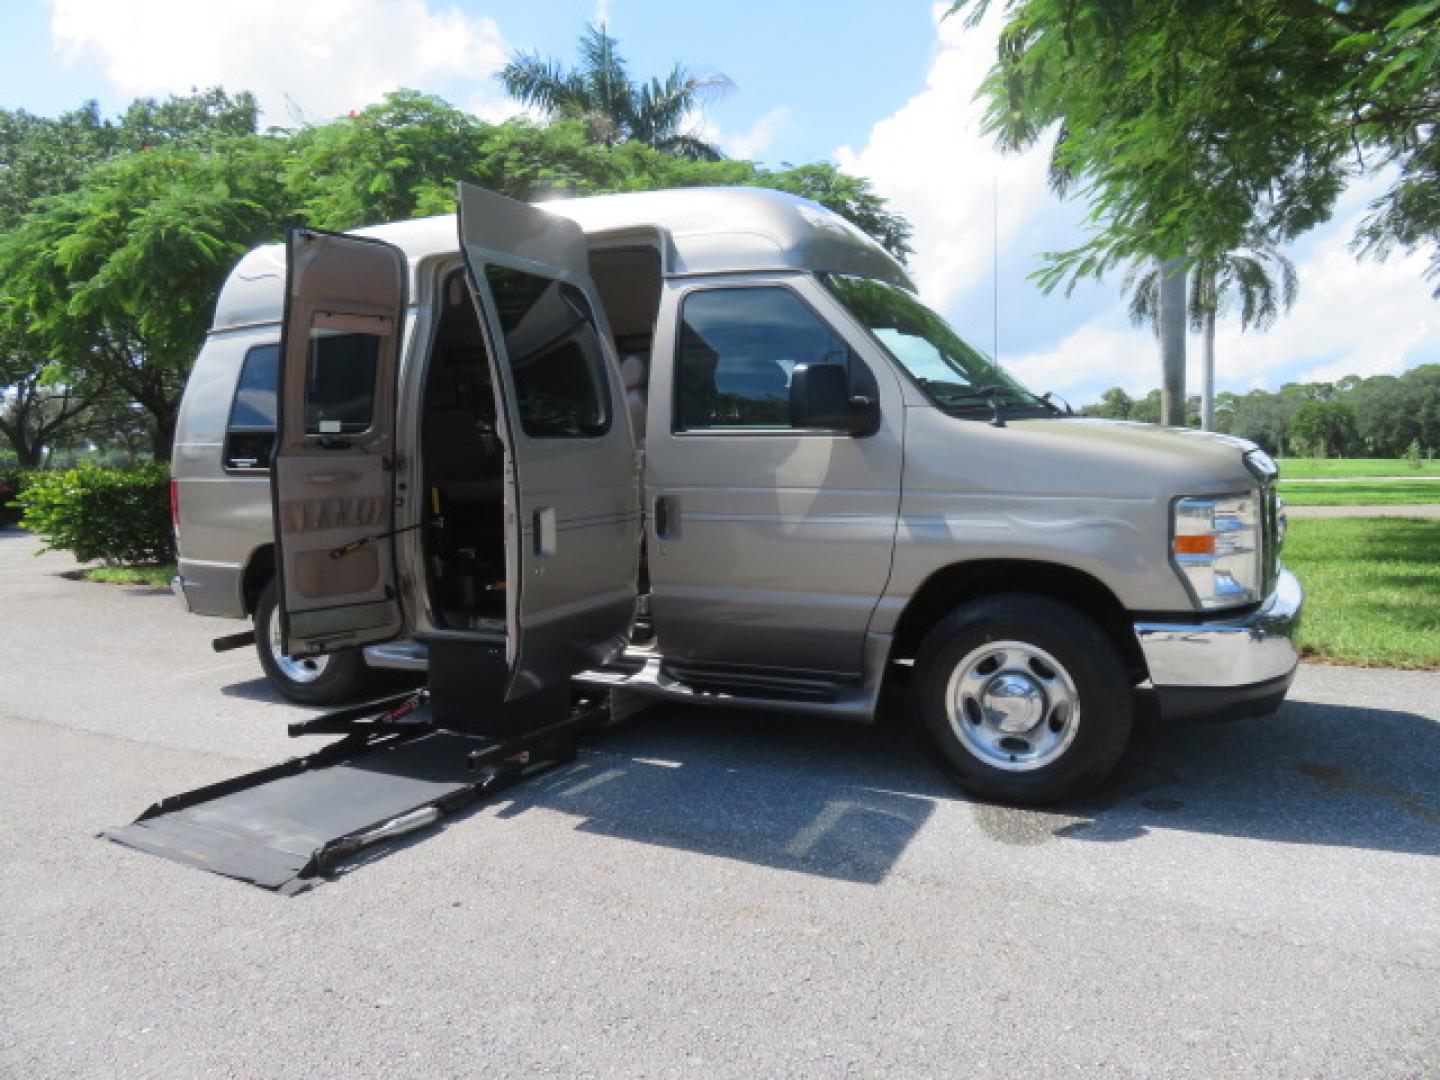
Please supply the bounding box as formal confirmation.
[425,357,503,506]
[620,350,648,437]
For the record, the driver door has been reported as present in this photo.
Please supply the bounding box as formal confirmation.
[272,228,407,656]
[456,183,642,700]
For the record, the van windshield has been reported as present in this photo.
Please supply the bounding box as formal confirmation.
[820,274,1046,414]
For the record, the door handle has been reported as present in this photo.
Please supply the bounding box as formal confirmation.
[654,495,677,539]
[533,507,557,557]
[303,471,358,485]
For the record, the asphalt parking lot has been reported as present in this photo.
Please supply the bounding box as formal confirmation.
[2,524,1438,1078]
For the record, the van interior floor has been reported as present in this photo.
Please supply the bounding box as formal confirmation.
[102,690,601,894]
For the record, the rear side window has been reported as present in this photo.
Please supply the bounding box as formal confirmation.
[675,287,852,430]
[483,265,611,437]
[224,343,278,471]
[304,331,380,435]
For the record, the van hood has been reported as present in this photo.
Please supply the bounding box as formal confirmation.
[980,416,1264,498]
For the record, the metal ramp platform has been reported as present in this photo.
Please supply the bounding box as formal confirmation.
[103,690,597,894]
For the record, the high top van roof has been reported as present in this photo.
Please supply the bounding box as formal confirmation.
[211,186,913,333]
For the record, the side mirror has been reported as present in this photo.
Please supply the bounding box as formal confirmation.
[789,363,879,436]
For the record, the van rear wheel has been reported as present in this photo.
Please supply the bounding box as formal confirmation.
[914,593,1132,805]
[254,581,371,705]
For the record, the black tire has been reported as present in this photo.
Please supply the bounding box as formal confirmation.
[914,592,1133,805]
[254,581,372,705]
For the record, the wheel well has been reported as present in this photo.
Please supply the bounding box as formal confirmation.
[242,544,274,616]
[890,560,1148,682]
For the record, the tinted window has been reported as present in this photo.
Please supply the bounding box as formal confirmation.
[676,287,851,430]
[305,331,379,435]
[484,265,610,438]
[225,344,278,470]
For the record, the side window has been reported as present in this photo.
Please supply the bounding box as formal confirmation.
[304,331,380,435]
[224,343,278,471]
[483,265,611,437]
[676,287,852,431]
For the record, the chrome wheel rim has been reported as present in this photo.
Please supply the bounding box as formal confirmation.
[944,640,1080,772]
[268,616,332,685]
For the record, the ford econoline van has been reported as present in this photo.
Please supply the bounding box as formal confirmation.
[170,184,1302,803]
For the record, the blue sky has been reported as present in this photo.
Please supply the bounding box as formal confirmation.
[3,0,1437,404]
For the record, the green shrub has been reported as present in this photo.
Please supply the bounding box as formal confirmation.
[16,464,175,565]
[0,467,30,528]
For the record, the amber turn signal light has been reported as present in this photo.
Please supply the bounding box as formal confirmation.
[1173,534,1216,556]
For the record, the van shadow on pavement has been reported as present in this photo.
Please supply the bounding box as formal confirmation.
[218,675,1440,886]
[487,692,1440,881]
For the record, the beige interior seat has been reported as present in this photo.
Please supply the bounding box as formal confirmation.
[620,351,648,437]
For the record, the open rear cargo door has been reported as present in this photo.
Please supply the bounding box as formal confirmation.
[273,229,407,656]
[455,182,641,700]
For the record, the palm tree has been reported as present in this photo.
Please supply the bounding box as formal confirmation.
[1126,245,1298,429]
[500,23,734,160]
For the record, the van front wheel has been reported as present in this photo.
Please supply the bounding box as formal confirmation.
[254,581,371,705]
[914,593,1133,805]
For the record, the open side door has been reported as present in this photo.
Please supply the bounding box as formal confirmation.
[455,183,641,700]
[273,228,406,656]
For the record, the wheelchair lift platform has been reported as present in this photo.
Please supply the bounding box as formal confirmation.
[103,687,602,895]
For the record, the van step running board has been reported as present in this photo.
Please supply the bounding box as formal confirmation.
[103,692,601,895]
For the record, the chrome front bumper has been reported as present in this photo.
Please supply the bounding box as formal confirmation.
[1135,568,1304,691]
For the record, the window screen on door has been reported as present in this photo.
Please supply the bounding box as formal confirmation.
[483,265,611,438]
[305,331,380,436]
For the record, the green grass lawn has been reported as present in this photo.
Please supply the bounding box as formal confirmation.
[1279,457,1440,479]
[83,563,176,587]
[1277,480,1440,506]
[1283,518,1440,670]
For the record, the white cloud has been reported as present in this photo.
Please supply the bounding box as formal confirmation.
[49,0,511,124]
[722,106,790,161]
[835,3,1057,311]
[1004,321,1157,399]
[1215,212,1440,388]
[1002,204,1440,399]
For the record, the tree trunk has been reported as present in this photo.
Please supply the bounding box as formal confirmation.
[149,409,176,463]
[1202,308,1216,431]
[1158,257,1187,427]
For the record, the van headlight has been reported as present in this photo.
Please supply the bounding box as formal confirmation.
[1172,493,1263,609]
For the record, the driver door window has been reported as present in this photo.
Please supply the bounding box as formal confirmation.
[675,286,852,431]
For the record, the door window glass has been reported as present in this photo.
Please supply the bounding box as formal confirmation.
[224,343,278,470]
[483,265,611,437]
[305,331,380,435]
[676,287,851,430]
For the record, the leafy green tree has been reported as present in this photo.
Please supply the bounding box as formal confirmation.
[1129,389,1162,424]
[1081,386,1134,419]
[0,88,263,461]
[949,1,1440,288]
[1348,375,1415,455]
[0,358,104,467]
[0,137,288,459]
[1288,398,1359,457]
[949,0,1440,424]
[501,22,733,159]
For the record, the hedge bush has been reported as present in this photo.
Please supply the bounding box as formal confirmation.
[0,467,30,528]
[16,464,175,565]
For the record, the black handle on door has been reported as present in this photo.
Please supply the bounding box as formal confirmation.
[653,495,673,539]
